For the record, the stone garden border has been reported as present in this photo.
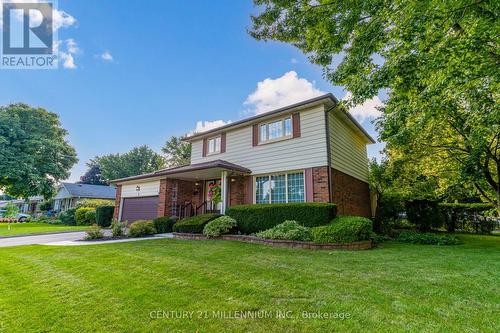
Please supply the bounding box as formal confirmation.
[173,233,373,250]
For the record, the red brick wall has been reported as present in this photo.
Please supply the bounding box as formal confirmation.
[331,168,371,217]
[312,166,331,203]
[228,176,251,206]
[157,178,198,217]
[113,185,122,220]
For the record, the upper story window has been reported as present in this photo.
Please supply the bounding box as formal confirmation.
[259,117,292,143]
[207,136,221,154]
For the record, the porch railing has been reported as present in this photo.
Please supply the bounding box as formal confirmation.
[176,201,220,219]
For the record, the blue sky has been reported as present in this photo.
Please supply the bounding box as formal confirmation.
[0,0,384,182]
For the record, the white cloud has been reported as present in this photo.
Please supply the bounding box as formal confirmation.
[343,92,384,122]
[244,71,325,115]
[55,39,79,69]
[190,120,231,135]
[100,51,113,62]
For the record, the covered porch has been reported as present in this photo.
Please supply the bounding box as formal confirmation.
[159,160,252,218]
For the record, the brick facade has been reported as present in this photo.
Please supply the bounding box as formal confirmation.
[113,185,122,220]
[228,175,252,206]
[157,179,199,217]
[331,168,371,217]
[312,166,331,202]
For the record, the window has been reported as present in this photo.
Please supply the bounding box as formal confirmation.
[259,117,292,143]
[208,136,221,154]
[255,171,305,204]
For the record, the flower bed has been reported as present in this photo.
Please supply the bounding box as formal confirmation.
[173,232,373,250]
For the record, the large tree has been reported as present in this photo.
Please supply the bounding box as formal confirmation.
[0,104,78,198]
[251,0,499,212]
[93,145,165,181]
[79,163,107,185]
[161,136,191,167]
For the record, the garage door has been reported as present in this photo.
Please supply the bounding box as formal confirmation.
[121,196,159,223]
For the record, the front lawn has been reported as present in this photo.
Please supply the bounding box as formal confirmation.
[0,234,498,332]
[0,222,89,237]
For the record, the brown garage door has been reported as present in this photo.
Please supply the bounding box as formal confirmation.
[121,196,159,223]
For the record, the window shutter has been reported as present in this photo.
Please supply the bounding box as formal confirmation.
[252,124,259,146]
[220,133,226,153]
[292,113,301,138]
[202,138,207,157]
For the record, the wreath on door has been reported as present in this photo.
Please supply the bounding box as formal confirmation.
[208,182,221,204]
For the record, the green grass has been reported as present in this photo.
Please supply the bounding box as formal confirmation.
[0,234,498,332]
[0,222,89,237]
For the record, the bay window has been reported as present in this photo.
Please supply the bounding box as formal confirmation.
[255,171,305,204]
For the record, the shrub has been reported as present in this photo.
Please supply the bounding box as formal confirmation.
[128,220,156,237]
[111,219,124,237]
[173,214,221,234]
[311,216,373,244]
[84,224,104,240]
[203,216,237,238]
[256,220,312,241]
[374,192,405,233]
[75,207,96,226]
[439,203,495,234]
[395,231,460,245]
[59,208,77,225]
[77,198,114,208]
[405,200,443,232]
[153,216,177,234]
[226,203,337,234]
[95,205,115,227]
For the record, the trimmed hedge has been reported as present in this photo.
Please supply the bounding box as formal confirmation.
[128,220,156,237]
[405,200,443,232]
[173,214,221,234]
[439,203,495,234]
[226,203,337,234]
[311,216,373,244]
[395,231,460,245]
[256,220,312,241]
[95,205,114,227]
[75,207,96,226]
[153,216,177,234]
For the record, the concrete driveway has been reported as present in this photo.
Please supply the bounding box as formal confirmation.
[0,231,90,247]
[0,230,173,247]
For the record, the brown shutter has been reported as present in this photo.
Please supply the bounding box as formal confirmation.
[252,124,259,146]
[220,133,226,153]
[292,113,301,138]
[202,138,207,157]
[305,168,313,202]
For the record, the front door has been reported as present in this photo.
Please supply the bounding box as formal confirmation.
[205,180,222,212]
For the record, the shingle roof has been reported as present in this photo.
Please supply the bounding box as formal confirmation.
[61,183,116,199]
[111,159,251,183]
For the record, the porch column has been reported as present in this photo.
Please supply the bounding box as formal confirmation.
[221,170,228,214]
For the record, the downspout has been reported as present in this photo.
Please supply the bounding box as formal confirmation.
[324,105,335,203]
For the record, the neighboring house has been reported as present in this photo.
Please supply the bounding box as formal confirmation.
[54,183,116,212]
[0,197,43,214]
[111,94,375,223]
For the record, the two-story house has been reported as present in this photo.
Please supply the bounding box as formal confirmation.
[111,94,375,223]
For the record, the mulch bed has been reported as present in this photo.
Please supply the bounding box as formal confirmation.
[173,233,373,250]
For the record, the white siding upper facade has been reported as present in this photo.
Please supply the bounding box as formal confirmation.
[121,180,160,198]
[328,110,369,182]
[190,105,328,175]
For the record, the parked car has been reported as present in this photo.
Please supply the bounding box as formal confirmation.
[0,209,31,222]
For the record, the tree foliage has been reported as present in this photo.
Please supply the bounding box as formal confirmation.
[79,163,107,185]
[93,145,165,181]
[161,136,191,167]
[0,104,78,198]
[251,0,499,212]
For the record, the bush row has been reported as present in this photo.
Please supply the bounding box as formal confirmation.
[226,203,337,234]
